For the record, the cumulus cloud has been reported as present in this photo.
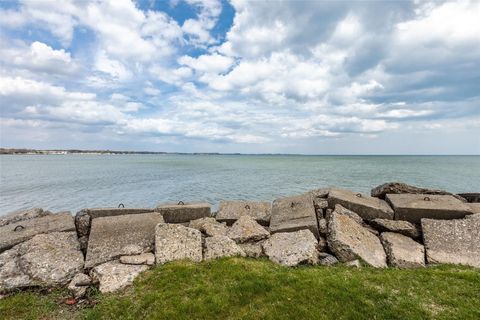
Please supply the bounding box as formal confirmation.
[0,0,479,153]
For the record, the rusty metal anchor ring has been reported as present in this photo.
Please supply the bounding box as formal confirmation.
[356,193,362,198]
[118,203,125,208]
[178,201,185,205]
[245,204,250,210]
[14,225,25,232]
[424,196,431,201]
[290,202,296,208]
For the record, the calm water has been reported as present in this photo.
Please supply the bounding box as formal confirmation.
[1,154,479,215]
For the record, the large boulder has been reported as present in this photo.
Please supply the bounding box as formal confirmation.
[370,219,420,239]
[328,188,393,220]
[326,210,387,268]
[0,208,51,227]
[204,236,245,260]
[85,213,164,268]
[227,216,269,243]
[155,202,211,223]
[0,213,76,252]
[372,182,466,202]
[188,217,228,237]
[0,232,84,292]
[422,218,480,267]
[380,232,425,268]
[90,261,148,293]
[262,230,320,267]
[216,201,271,226]
[155,224,202,264]
[386,194,473,223]
[270,193,319,238]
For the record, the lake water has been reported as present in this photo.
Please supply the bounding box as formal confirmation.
[1,154,479,215]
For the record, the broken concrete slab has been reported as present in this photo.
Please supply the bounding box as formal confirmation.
[120,253,155,266]
[326,210,387,268]
[216,200,271,226]
[263,229,319,267]
[203,236,245,260]
[0,232,84,292]
[86,208,154,220]
[269,193,319,239]
[90,261,148,293]
[85,212,164,268]
[68,273,91,299]
[155,202,211,223]
[0,208,52,227]
[155,224,202,264]
[370,219,420,239]
[422,218,480,267]
[371,182,467,202]
[380,232,425,268]
[467,203,480,214]
[318,253,339,266]
[227,215,269,243]
[238,241,264,258]
[386,194,473,223]
[188,217,228,237]
[0,213,76,252]
[328,188,394,220]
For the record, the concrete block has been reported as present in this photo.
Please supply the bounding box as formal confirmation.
[216,200,271,226]
[328,188,394,220]
[155,202,210,223]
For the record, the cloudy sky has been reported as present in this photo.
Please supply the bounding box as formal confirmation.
[0,0,479,154]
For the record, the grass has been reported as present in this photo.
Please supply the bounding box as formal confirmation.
[1,258,480,320]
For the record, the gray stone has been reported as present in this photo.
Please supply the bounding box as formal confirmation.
[68,273,91,299]
[270,193,319,239]
[318,253,339,266]
[155,202,211,223]
[85,212,164,268]
[422,218,480,267]
[238,241,264,258]
[216,201,271,226]
[457,193,480,203]
[467,203,480,214]
[227,215,269,243]
[380,232,425,268]
[0,232,84,292]
[345,260,361,268]
[120,253,155,266]
[333,204,364,224]
[74,210,91,238]
[204,236,245,260]
[370,218,420,239]
[90,261,148,293]
[86,208,154,220]
[318,218,328,236]
[189,217,228,237]
[0,208,51,227]
[155,223,202,264]
[386,194,473,223]
[0,213,76,252]
[466,213,480,220]
[328,188,394,220]
[372,182,466,202]
[326,210,387,268]
[262,230,319,267]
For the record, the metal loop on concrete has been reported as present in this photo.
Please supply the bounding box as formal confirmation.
[245,204,250,210]
[290,202,296,208]
[14,225,25,232]
[118,203,125,208]
[178,201,185,205]
[424,196,431,201]
[356,193,362,198]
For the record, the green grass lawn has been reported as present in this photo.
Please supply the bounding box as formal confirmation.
[1,258,480,320]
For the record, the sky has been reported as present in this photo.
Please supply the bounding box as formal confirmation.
[0,0,479,154]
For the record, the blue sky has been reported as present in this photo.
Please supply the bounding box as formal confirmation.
[0,0,479,154]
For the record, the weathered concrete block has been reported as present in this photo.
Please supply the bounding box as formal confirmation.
[372,182,466,202]
[189,217,228,237]
[155,202,211,223]
[86,208,154,220]
[380,232,425,268]
[155,224,202,264]
[370,219,420,239]
[386,194,473,223]
[85,213,164,268]
[120,253,155,266]
[68,273,91,299]
[263,230,320,267]
[467,203,480,214]
[227,215,269,243]
[326,210,387,268]
[0,213,76,252]
[216,201,271,226]
[1,232,84,292]
[238,241,265,258]
[328,188,393,220]
[270,193,319,238]
[0,208,51,227]
[204,236,245,260]
[90,261,148,293]
[422,218,480,267]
